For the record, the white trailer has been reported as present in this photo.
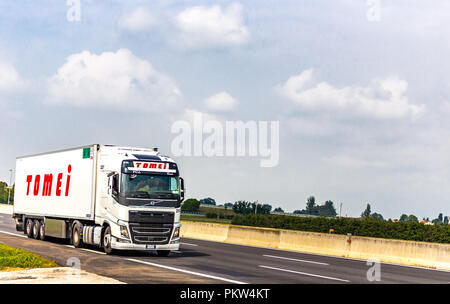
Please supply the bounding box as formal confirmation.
[13,144,185,255]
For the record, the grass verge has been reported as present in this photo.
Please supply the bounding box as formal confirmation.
[0,243,58,272]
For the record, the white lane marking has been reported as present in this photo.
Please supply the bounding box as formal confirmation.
[64,245,74,248]
[172,250,182,254]
[180,242,198,247]
[263,254,329,266]
[80,248,106,255]
[0,230,27,238]
[183,238,450,273]
[259,265,350,283]
[126,258,247,284]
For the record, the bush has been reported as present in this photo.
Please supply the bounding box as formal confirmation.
[181,198,200,213]
[206,212,218,218]
[231,214,450,244]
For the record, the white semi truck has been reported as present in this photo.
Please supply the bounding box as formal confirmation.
[12,144,185,255]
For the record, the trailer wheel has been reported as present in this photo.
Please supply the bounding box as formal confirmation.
[32,220,40,239]
[103,226,114,255]
[25,219,34,238]
[72,222,84,248]
[156,250,171,257]
[39,220,46,241]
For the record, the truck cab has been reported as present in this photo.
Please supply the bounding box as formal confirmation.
[97,146,185,255]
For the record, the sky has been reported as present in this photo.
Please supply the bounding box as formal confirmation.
[0,0,449,219]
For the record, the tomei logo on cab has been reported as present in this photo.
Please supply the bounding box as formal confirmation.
[134,162,168,169]
[25,164,72,197]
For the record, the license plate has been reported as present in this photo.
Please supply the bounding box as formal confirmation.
[145,244,157,249]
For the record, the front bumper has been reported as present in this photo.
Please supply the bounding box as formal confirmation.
[111,237,180,251]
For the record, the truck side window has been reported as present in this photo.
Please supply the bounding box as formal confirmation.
[112,174,119,197]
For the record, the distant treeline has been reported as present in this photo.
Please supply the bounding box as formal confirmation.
[231,214,450,244]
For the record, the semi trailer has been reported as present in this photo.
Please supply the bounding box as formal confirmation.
[12,144,185,255]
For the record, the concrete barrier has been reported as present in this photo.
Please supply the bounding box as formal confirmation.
[348,236,450,270]
[180,221,450,270]
[227,225,281,248]
[279,230,350,258]
[0,204,13,215]
[180,221,229,242]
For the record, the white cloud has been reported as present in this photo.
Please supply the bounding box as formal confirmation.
[118,7,156,32]
[46,49,182,112]
[174,2,250,48]
[204,91,237,112]
[322,155,390,169]
[276,69,424,119]
[0,61,23,91]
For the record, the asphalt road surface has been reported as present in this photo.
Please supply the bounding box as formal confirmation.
[0,213,448,284]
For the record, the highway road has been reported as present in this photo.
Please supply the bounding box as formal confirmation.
[0,213,448,284]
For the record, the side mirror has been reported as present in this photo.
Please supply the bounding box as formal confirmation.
[107,174,113,195]
[180,177,185,202]
[107,172,118,196]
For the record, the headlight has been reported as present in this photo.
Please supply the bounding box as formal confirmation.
[120,225,129,238]
[173,227,180,238]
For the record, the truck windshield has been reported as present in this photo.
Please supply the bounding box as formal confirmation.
[120,174,179,200]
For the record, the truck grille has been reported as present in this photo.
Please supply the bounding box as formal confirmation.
[129,210,174,224]
[129,223,173,245]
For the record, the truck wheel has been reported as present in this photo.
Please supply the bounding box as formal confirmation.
[39,220,46,241]
[25,219,34,238]
[32,220,41,239]
[103,226,114,255]
[156,250,171,257]
[72,222,84,248]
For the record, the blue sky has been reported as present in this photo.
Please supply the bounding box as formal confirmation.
[1,1,449,219]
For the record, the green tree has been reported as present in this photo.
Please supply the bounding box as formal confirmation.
[399,214,408,222]
[224,203,233,209]
[370,212,384,221]
[318,200,337,217]
[407,215,418,223]
[199,197,216,206]
[306,196,316,215]
[181,198,200,212]
[273,207,284,213]
[232,201,254,215]
[251,203,272,215]
[361,204,371,218]
[293,209,305,215]
[444,216,449,225]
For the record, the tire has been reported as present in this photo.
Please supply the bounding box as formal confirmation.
[39,220,46,241]
[32,220,40,239]
[156,250,171,257]
[72,221,84,248]
[103,226,114,255]
[25,218,33,238]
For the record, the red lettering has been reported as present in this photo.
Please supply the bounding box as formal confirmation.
[136,162,141,168]
[42,174,53,196]
[65,165,71,196]
[143,163,148,168]
[56,173,63,196]
[26,175,32,195]
[33,175,40,196]
[150,163,157,168]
